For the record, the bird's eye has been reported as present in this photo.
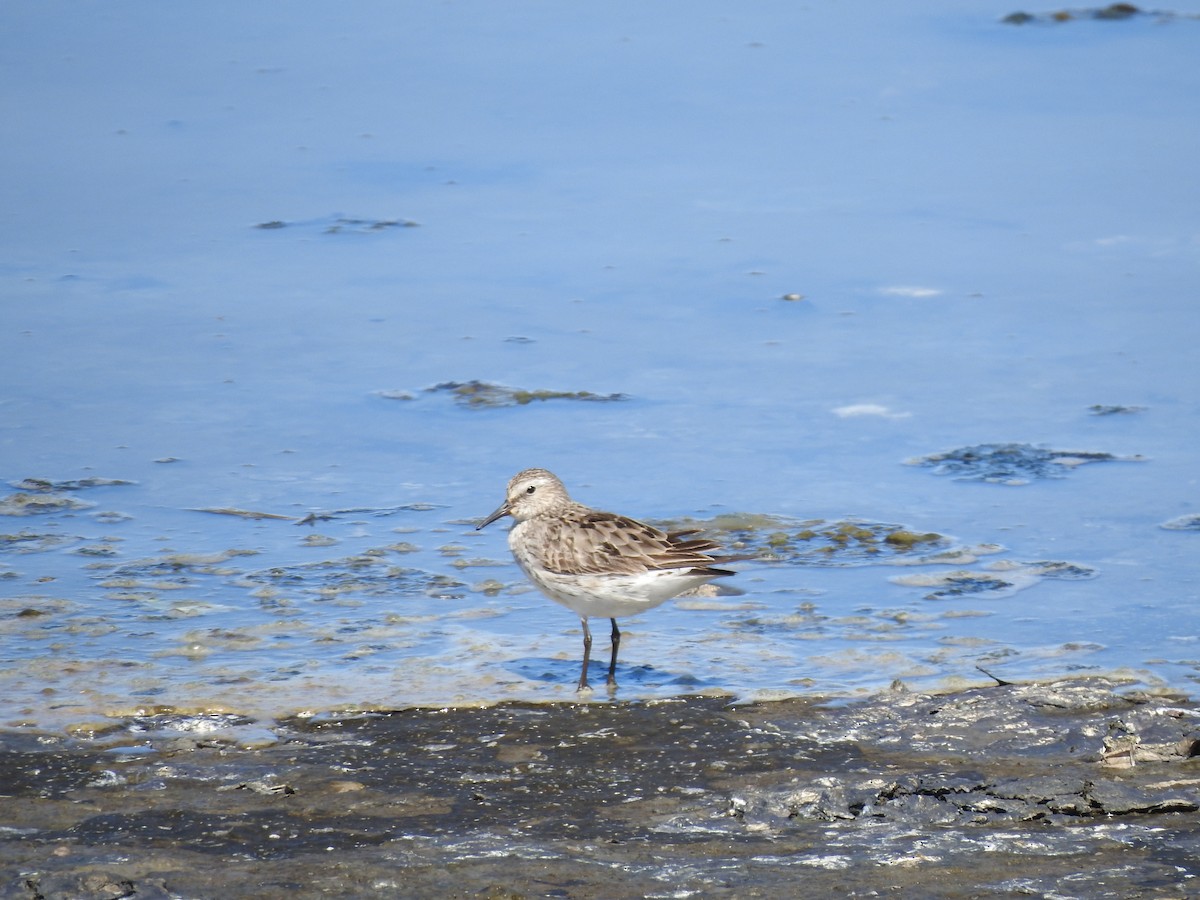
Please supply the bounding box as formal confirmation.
[525,485,536,494]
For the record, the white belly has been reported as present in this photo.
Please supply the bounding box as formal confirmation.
[520,565,714,619]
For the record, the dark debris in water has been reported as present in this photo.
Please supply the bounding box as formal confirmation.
[10,477,136,492]
[254,216,419,233]
[424,380,629,409]
[295,503,446,526]
[919,572,1018,600]
[1002,4,1195,24]
[0,530,81,553]
[7,680,1200,897]
[1162,514,1200,532]
[188,504,445,526]
[193,507,296,521]
[1089,403,1147,415]
[1031,560,1100,580]
[907,442,1143,484]
[322,217,419,234]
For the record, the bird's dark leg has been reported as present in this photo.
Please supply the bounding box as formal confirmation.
[578,617,592,691]
[606,618,621,686]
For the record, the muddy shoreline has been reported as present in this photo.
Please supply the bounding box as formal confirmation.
[4,679,1200,898]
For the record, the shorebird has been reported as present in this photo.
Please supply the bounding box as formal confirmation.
[476,468,741,690]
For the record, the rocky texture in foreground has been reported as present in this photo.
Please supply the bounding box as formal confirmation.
[3,679,1200,898]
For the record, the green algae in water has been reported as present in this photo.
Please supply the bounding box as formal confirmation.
[885,530,945,549]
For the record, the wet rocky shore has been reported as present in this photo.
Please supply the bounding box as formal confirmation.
[3,678,1200,899]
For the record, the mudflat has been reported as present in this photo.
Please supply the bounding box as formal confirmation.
[4,679,1199,899]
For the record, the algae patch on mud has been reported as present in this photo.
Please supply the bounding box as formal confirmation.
[0,492,95,516]
[662,512,1094,607]
[665,513,962,567]
[0,530,82,553]
[242,554,466,602]
[1,476,135,517]
[892,559,1097,601]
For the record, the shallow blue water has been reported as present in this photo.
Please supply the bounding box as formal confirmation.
[2,1,1198,730]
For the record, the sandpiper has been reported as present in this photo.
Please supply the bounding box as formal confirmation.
[476,468,741,691]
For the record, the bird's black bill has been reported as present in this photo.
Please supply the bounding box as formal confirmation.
[476,502,511,530]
